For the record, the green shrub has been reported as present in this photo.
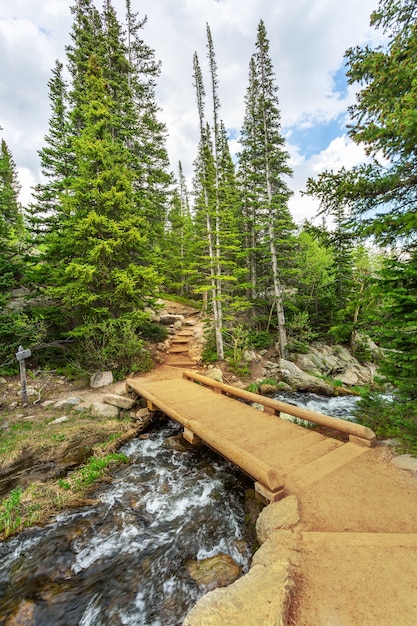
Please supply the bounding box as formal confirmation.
[68,314,154,377]
[0,311,47,374]
[247,330,273,350]
[138,321,168,342]
[355,392,417,455]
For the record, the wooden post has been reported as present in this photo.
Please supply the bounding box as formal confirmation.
[16,345,31,406]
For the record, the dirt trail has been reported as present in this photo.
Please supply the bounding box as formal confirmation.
[289,445,417,626]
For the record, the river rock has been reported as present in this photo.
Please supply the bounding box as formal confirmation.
[91,402,119,418]
[54,397,81,409]
[259,383,279,395]
[272,359,334,396]
[90,371,113,388]
[185,554,241,590]
[391,455,417,473]
[103,394,135,410]
[163,434,191,452]
[205,366,223,383]
[5,599,35,625]
[256,496,300,543]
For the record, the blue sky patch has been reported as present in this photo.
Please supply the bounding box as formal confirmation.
[286,115,346,159]
[332,63,349,99]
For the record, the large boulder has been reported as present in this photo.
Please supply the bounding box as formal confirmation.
[256,495,300,543]
[265,359,334,395]
[293,344,375,386]
[103,394,135,410]
[159,313,185,325]
[205,366,223,383]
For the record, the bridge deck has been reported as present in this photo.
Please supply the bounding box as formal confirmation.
[126,374,369,501]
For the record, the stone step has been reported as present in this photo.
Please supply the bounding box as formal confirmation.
[169,345,190,353]
[171,336,191,344]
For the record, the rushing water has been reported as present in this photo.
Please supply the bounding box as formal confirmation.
[274,390,361,421]
[0,420,252,626]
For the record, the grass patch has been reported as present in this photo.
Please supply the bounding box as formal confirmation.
[72,453,129,490]
[0,488,23,537]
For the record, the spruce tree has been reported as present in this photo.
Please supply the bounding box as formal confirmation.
[0,137,24,304]
[162,162,196,297]
[125,0,173,254]
[238,20,295,357]
[27,60,72,240]
[46,55,158,321]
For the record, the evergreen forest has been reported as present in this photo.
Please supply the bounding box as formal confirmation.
[1,0,416,451]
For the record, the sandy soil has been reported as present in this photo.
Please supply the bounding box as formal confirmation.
[288,446,417,626]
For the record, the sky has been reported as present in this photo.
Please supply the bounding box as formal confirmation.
[0,0,381,224]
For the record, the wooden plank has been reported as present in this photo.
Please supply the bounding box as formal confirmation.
[126,376,371,498]
[285,443,370,491]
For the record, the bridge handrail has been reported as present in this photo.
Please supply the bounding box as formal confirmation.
[182,370,376,442]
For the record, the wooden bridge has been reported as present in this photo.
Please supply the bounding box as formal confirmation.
[126,370,376,503]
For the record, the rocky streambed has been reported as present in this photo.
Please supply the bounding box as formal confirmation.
[0,420,256,625]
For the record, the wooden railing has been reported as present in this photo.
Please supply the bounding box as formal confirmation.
[182,370,376,447]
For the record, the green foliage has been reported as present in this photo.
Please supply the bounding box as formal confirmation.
[68,315,153,376]
[0,311,47,373]
[287,311,317,353]
[138,321,168,342]
[159,293,202,310]
[372,251,417,399]
[247,330,273,350]
[237,20,296,359]
[0,488,22,537]
[355,392,417,455]
[201,327,219,364]
[73,453,129,490]
[245,378,277,393]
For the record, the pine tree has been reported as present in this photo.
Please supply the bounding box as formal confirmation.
[27,60,72,239]
[238,20,295,357]
[162,162,196,297]
[46,55,158,321]
[0,137,24,304]
[192,50,224,358]
[125,0,173,253]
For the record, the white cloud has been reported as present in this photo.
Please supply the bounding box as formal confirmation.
[0,0,380,217]
[288,135,370,224]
